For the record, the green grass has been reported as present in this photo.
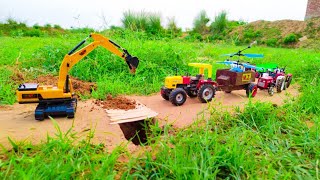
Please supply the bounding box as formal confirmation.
[0,31,320,178]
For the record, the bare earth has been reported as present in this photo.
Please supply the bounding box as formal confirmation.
[0,85,299,150]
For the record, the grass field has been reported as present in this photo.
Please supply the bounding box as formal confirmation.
[0,30,319,178]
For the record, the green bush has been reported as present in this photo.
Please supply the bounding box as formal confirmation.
[184,33,203,42]
[53,24,62,29]
[33,24,41,29]
[44,24,52,29]
[193,10,210,34]
[210,11,228,34]
[266,38,278,47]
[283,33,298,44]
[24,29,44,37]
[166,17,182,38]
[121,11,164,36]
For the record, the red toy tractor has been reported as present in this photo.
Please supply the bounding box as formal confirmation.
[257,67,293,96]
[161,63,217,106]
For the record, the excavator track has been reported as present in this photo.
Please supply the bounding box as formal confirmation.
[35,98,77,121]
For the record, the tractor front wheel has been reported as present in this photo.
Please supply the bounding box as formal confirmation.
[198,84,215,103]
[286,76,292,88]
[161,87,170,100]
[276,79,285,93]
[169,88,187,106]
[268,86,274,96]
[246,83,258,97]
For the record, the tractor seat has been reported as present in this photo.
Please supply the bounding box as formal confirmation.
[191,74,203,81]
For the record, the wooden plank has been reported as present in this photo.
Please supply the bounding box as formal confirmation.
[109,111,158,120]
[105,103,158,124]
[109,112,154,119]
[110,112,158,121]
[110,115,157,124]
[106,109,153,116]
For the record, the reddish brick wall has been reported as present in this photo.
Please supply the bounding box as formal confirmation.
[305,0,320,20]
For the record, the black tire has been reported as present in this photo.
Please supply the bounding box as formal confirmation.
[197,84,215,103]
[35,113,45,121]
[286,76,292,88]
[246,83,258,97]
[161,93,169,100]
[67,112,75,119]
[186,89,198,98]
[160,87,170,100]
[169,88,187,106]
[276,78,285,93]
[35,104,45,121]
[268,86,274,96]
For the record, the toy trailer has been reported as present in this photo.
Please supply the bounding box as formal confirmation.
[216,69,258,97]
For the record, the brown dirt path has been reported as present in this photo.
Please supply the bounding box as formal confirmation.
[131,85,299,128]
[0,85,299,150]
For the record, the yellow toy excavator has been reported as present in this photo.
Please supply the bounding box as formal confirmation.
[16,33,139,120]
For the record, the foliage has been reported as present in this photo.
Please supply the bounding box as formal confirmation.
[121,11,164,36]
[283,33,298,44]
[0,19,65,37]
[210,10,228,34]
[265,38,278,47]
[0,31,320,179]
[165,17,182,38]
[0,119,122,179]
[192,10,210,34]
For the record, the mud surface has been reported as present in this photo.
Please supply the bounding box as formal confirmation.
[0,85,300,150]
[94,95,136,110]
[34,75,96,95]
[11,73,96,96]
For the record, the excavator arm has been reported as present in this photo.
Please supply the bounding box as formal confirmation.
[58,33,139,91]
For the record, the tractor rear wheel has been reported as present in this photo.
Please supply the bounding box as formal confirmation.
[198,84,215,103]
[246,83,258,97]
[286,76,292,88]
[169,88,187,106]
[276,79,285,93]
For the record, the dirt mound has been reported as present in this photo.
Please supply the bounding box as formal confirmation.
[230,18,320,47]
[34,75,96,96]
[94,95,136,110]
[248,20,307,37]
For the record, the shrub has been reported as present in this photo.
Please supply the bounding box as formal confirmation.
[53,24,62,29]
[192,10,210,34]
[283,33,298,44]
[24,29,44,37]
[44,24,52,29]
[121,11,163,36]
[166,17,182,38]
[210,10,228,34]
[266,38,278,47]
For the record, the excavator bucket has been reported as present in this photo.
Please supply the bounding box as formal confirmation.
[126,56,139,74]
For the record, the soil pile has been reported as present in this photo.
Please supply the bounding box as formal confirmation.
[94,95,136,110]
[230,19,320,48]
[34,75,96,95]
